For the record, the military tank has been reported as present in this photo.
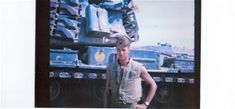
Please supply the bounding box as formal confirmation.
[48,0,196,108]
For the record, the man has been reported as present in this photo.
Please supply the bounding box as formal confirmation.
[103,35,157,108]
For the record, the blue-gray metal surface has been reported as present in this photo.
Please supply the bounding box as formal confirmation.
[60,0,79,6]
[59,3,80,17]
[86,4,111,37]
[130,50,160,70]
[50,49,78,68]
[57,15,79,30]
[87,46,116,66]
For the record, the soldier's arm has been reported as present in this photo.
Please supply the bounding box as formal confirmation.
[138,66,157,108]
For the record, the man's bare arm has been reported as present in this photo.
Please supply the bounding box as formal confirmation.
[137,66,157,108]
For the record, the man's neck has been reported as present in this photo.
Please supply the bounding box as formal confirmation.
[118,58,130,67]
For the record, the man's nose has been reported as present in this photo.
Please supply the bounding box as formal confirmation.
[118,52,122,56]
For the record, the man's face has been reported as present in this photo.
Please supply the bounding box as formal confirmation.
[116,45,130,61]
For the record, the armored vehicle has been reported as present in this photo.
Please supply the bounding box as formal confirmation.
[49,0,196,108]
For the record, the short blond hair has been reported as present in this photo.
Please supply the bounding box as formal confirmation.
[116,35,131,47]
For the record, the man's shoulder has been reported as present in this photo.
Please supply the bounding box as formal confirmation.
[131,59,143,66]
[107,62,117,69]
[130,59,145,71]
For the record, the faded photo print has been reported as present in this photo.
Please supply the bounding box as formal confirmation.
[36,0,200,108]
